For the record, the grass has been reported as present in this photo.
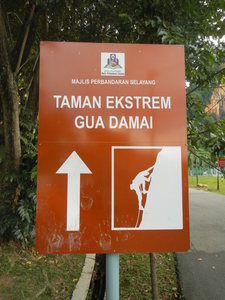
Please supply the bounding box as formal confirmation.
[120,252,179,299]
[0,241,85,300]
[87,253,179,300]
[188,176,225,195]
[1,245,180,300]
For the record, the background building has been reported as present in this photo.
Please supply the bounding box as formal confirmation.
[206,85,225,119]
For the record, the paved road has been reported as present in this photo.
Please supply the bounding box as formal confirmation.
[176,188,225,300]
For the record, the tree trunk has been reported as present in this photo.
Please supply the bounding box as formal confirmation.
[14,4,35,75]
[217,169,219,191]
[0,2,21,171]
[150,253,159,300]
[26,56,39,121]
[11,3,36,74]
[196,158,198,186]
[91,254,106,300]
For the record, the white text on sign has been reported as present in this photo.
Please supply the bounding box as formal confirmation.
[53,95,171,129]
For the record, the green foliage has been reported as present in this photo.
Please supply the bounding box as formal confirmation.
[0,110,37,246]
[187,80,225,166]
[0,0,224,246]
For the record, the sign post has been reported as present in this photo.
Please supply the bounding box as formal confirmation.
[106,254,119,300]
[36,42,189,268]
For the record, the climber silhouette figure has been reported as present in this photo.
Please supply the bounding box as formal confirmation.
[130,165,155,211]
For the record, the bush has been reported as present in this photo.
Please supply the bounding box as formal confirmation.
[0,109,37,246]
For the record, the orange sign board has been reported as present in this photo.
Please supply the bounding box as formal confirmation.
[36,42,189,253]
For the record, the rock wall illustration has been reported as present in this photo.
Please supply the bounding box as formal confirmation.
[114,148,161,228]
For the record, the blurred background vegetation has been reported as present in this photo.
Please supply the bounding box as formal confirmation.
[0,0,224,245]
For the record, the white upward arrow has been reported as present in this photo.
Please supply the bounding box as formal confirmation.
[56,151,92,231]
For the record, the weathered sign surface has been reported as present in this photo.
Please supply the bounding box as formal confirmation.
[36,42,189,253]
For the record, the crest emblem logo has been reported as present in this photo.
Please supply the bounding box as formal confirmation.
[104,54,122,69]
[101,52,125,76]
